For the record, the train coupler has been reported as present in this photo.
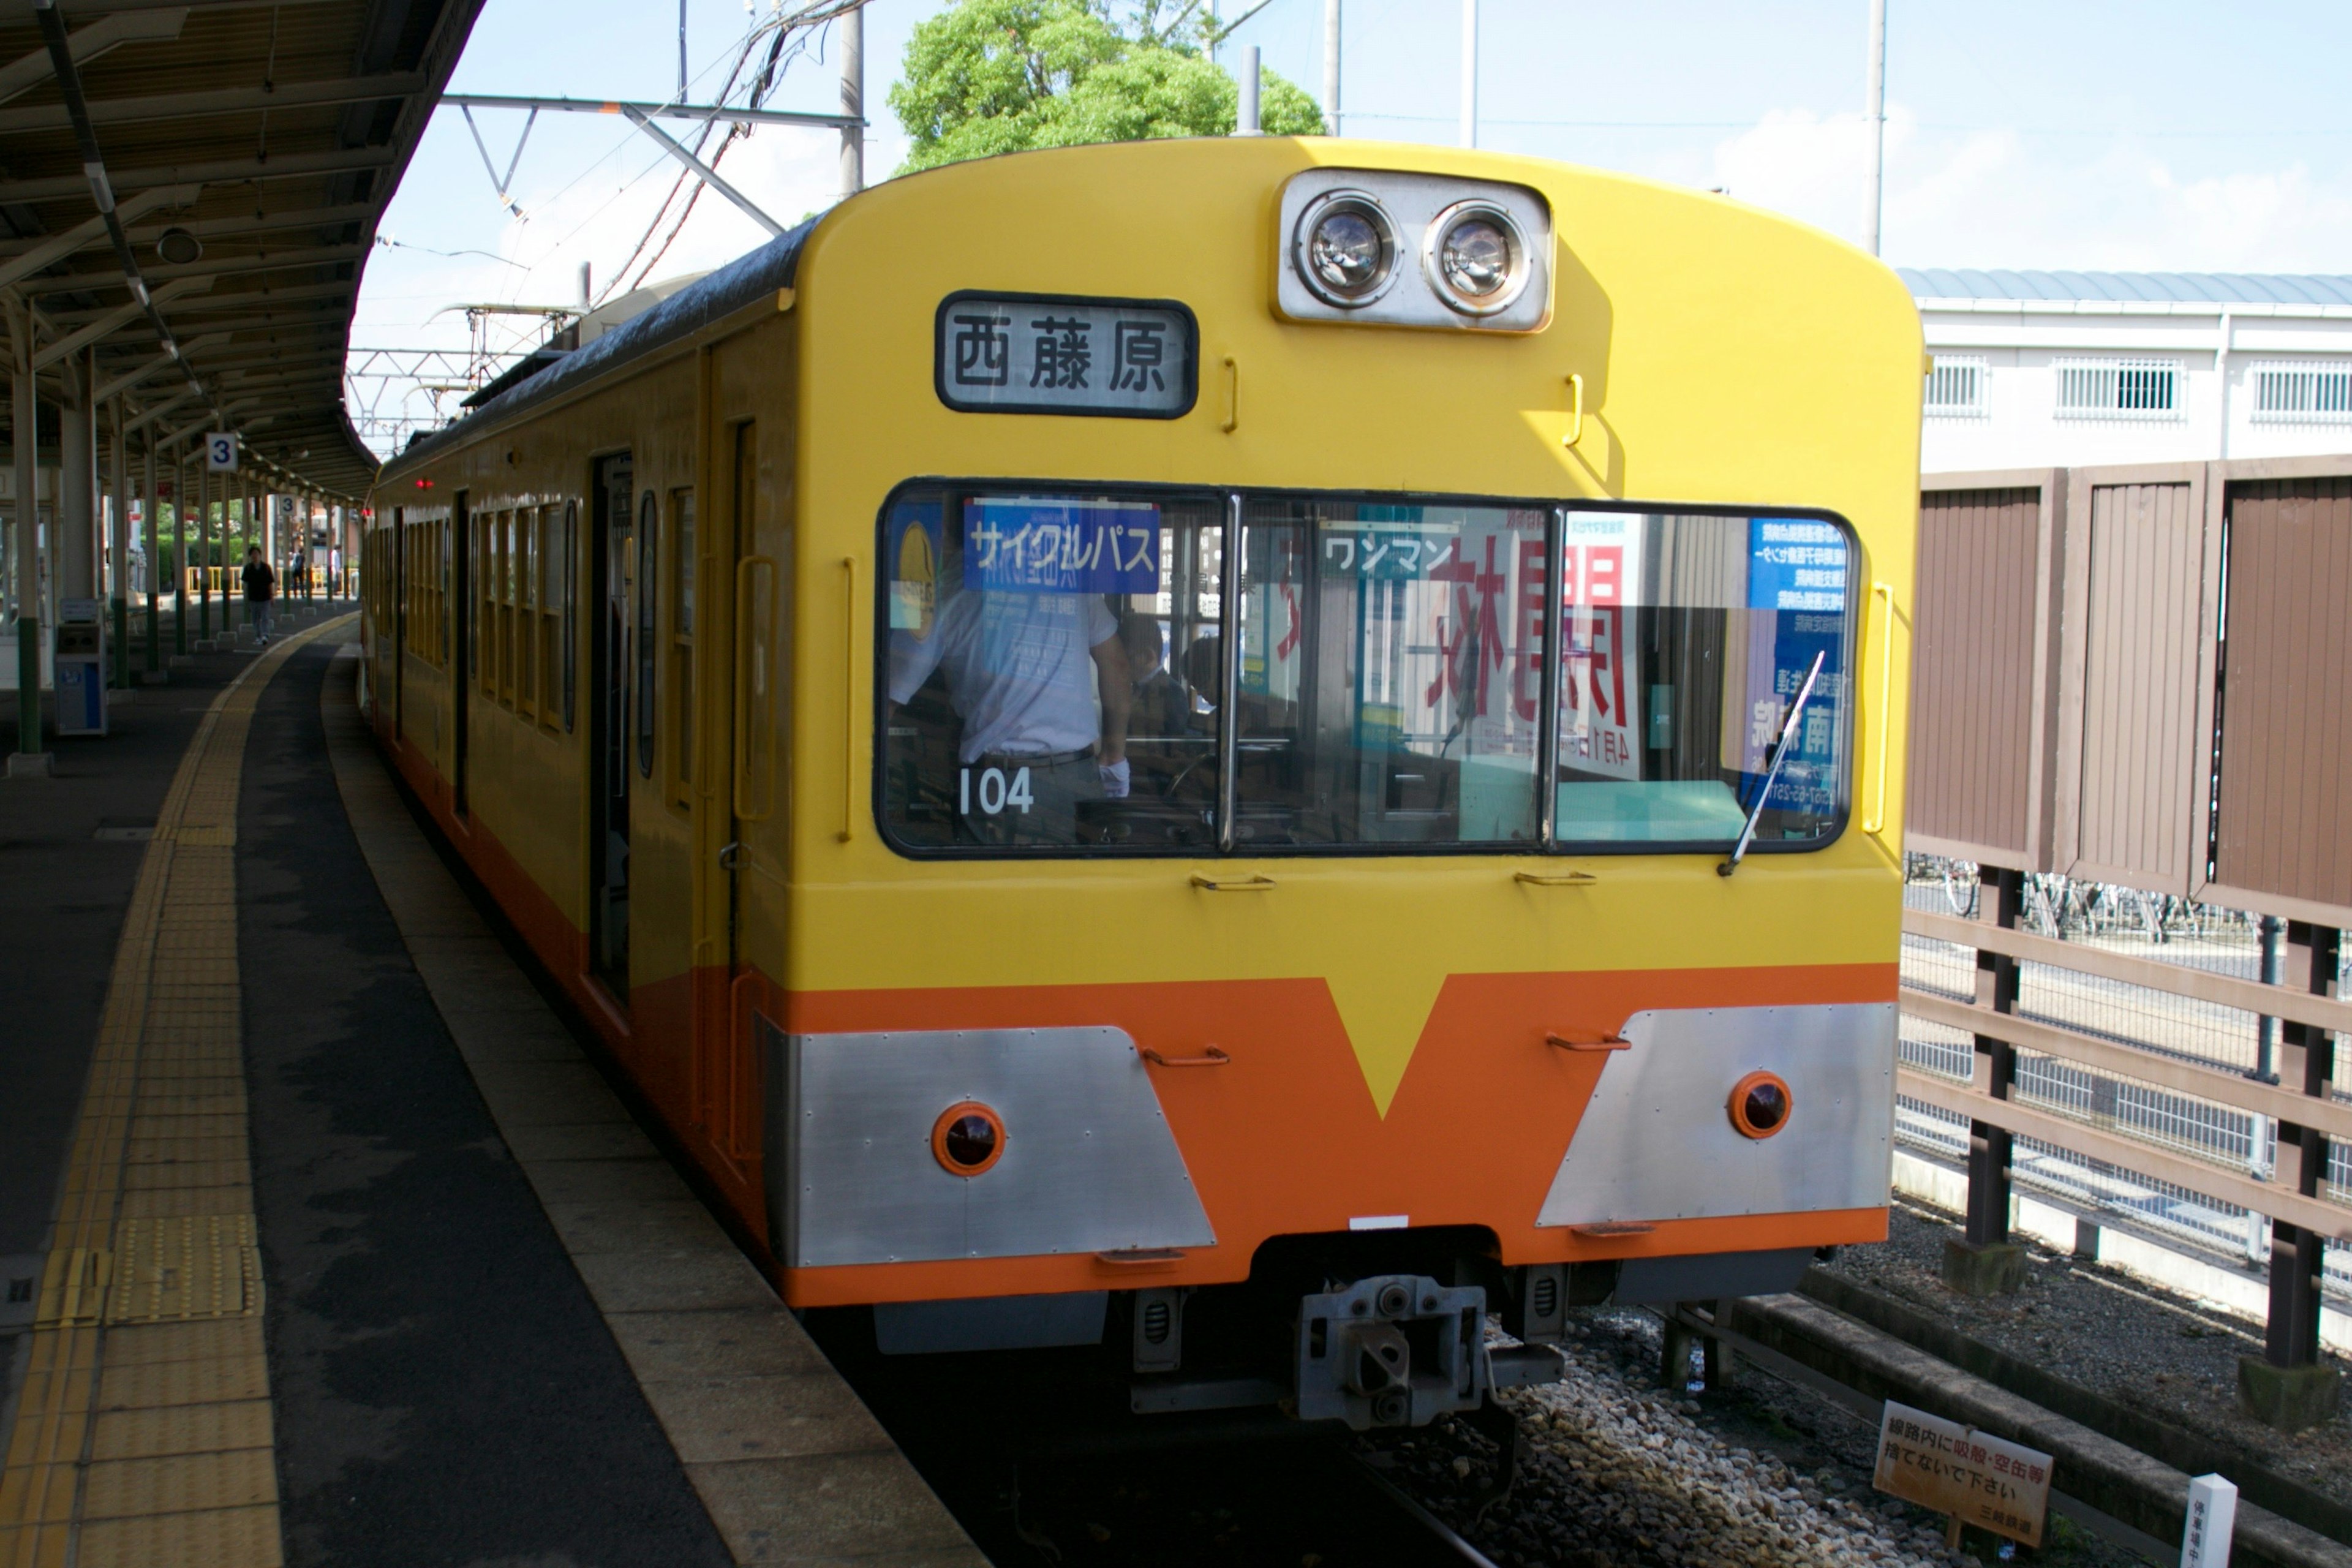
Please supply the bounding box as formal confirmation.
[1294,1274,1490,1430]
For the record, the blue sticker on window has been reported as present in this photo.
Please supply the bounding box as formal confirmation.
[1743,517,1850,816]
[962,498,1161,594]
[1748,517,1849,612]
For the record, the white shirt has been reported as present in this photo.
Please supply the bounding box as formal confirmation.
[888,586,1117,763]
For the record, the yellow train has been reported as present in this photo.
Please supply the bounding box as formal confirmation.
[362,135,1919,1427]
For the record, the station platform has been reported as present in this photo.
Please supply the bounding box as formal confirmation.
[0,617,982,1567]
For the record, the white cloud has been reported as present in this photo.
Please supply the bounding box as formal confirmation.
[1704,101,2352,271]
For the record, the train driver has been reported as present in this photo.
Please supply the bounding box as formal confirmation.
[886,569,1133,846]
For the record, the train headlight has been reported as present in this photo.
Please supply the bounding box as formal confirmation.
[1728,1071,1792,1140]
[1423,200,1530,316]
[1294,189,1401,308]
[932,1101,1006,1176]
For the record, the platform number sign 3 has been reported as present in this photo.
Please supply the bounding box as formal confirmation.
[205,431,239,473]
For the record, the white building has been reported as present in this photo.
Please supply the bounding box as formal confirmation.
[1905,270,2352,473]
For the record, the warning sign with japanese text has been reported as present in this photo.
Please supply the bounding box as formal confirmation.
[1871,1400,2051,1548]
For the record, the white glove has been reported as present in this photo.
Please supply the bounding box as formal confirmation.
[1099,757,1131,799]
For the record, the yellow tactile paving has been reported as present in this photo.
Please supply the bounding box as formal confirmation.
[90,1401,273,1463]
[121,1161,252,1191]
[124,1136,252,1166]
[72,1506,284,1568]
[0,618,350,1568]
[78,1450,278,1520]
[85,1319,265,1370]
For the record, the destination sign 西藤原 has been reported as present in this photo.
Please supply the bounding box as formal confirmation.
[935,294,1196,419]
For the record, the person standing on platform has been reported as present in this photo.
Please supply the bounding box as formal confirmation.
[241,546,277,646]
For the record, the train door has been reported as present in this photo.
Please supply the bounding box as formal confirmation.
[589,454,634,998]
[701,420,775,1155]
[451,492,470,815]
[391,507,406,736]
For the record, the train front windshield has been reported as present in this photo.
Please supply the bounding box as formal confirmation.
[879,488,1855,857]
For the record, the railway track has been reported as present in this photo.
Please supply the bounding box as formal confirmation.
[801,1295,2116,1568]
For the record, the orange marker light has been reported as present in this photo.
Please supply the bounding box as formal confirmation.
[1728,1071,1792,1140]
[931,1101,1005,1177]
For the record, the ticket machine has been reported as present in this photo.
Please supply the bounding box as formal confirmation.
[55,597,105,736]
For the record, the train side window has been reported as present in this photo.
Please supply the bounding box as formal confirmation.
[502,509,520,708]
[879,486,1225,851]
[1548,511,1854,850]
[1231,497,1547,846]
[518,508,538,720]
[537,507,562,729]
[635,489,658,778]
[560,500,578,732]
[476,511,494,699]
[670,488,694,796]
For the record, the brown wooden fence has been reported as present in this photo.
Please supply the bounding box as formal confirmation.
[1914,455,2352,925]
[1905,457,2352,1407]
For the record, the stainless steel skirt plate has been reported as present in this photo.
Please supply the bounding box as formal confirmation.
[766,1023,1218,1269]
[1536,1002,1897,1227]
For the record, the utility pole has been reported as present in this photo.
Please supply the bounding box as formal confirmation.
[1322,0,1340,137]
[1459,0,1477,149]
[1864,0,1887,255]
[1237,44,1261,134]
[839,3,864,198]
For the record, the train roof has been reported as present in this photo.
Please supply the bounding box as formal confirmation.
[386,214,818,475]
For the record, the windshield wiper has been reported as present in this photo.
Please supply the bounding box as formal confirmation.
[1718,648,1828,878]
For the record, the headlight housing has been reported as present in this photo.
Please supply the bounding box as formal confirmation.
[1422,200,1530,317]
[1275,170,1551,332]
[1292,189,1401,309]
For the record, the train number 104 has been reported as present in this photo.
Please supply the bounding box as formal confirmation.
[959,766,1034,816]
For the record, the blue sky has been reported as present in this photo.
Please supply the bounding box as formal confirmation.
[351,0,2352,447]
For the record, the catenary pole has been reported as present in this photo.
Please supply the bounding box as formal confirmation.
[1322,0,1340,136]
[1458,0,1477,149]
[1238,44,1260,134]
[839,3,863,198]
[1864,0,1886,255]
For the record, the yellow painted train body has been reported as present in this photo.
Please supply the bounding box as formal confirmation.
[363,136,1920,1411]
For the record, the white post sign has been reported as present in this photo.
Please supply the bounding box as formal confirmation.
[2183,1473,2237,1568]
[205,432,239,473]
[1871,1400,2051,1548]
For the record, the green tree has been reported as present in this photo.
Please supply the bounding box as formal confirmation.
[890,0,1325,175]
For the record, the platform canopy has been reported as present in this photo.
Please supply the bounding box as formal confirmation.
[0,0,483,502]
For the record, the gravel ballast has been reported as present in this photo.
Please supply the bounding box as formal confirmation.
[1372,1311,2139,1567]
[1827,1200,2352,1508]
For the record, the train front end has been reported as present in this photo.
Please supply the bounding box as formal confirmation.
[760,136,1921,1426]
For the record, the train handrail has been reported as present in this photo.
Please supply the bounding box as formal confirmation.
[1545,1030,1631,1054]
[732,554,778,823]
[1139,1046,1231,1068]
[1515,869,1597,886]
[1189,872,1274,892]
[838,554,856,842]
[1863,579,1894,835]
[1562,372,1584,447]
